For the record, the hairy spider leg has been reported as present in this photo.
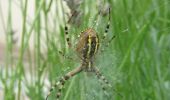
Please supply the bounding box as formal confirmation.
[46,66,83,100]
[64,9,80,48]
[100,35,116,53]
[102,7,111,40]
[64,26,72,48]
[100,7,115,53]
[58,51,75,61]
[94,67,123,98]
[94,68,115,97]
[94,67,111,89]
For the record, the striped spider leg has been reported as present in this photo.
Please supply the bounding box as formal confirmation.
[46,65,83,100]
[46,7,117,100]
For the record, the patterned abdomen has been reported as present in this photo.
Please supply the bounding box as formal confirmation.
[76,28,99,60]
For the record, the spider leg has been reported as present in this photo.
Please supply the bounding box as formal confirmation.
[102,7,111,40]
[46,66,83,100]
[64,9,80,49]
[93,67,123,98]
[99,7,115,53]
[64,25,72,48]
[58,51,75,61]
[100,35,116,53]
[94,67,111,89]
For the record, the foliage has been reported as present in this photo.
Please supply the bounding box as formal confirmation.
[0,0,170,100]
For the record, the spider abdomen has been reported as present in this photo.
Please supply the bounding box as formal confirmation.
[76,28,99,60]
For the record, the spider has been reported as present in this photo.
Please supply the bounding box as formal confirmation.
[46,7,118,100]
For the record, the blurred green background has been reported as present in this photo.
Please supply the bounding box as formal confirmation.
[0,0,170,100]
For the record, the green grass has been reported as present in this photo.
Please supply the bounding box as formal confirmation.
[0,0,170,100]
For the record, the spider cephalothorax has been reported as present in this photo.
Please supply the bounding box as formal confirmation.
[46,7,116,100]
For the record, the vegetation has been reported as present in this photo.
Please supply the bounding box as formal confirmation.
[0,0,170,100]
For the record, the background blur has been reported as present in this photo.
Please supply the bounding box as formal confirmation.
[0,0,170,100]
